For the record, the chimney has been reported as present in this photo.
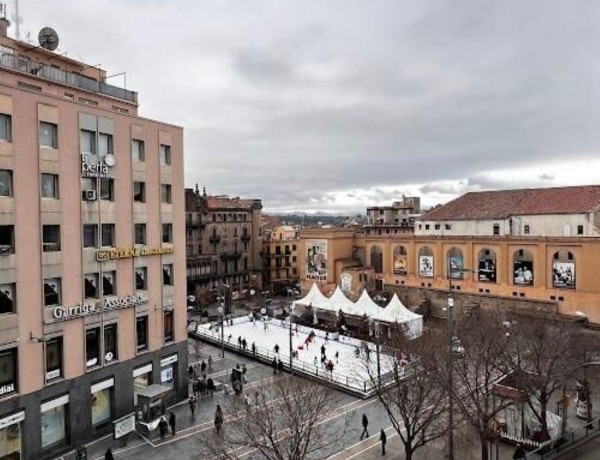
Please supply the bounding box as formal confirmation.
[0,4,8,38]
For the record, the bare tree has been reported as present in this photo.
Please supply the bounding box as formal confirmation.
[199,377,348,460]
[370,329,448,460]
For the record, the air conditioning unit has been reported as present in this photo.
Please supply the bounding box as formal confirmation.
[0,245,12,255]
[82,190,97,201]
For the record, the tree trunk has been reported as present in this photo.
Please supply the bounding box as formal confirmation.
[404,444,413,460]
[480,436,489,460]
[540,397,550,441]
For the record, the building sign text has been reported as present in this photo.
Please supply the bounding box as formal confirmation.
[53,294,148,321]
[96,246,174,262]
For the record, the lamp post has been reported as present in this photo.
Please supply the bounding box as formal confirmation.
[217,305,225,358]
[289,303,295,370]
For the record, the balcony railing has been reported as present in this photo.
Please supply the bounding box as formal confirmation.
[0,53,137,103]
[209,234,221,245]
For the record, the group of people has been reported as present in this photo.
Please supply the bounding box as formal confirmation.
[359,414,388,456]
[158,411,177,439]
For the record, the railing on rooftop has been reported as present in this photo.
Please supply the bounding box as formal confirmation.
[0,52,137,103]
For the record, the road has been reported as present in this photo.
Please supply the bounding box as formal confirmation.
[560,434,600,460]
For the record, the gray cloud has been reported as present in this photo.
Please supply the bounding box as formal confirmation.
[17,0,600,212]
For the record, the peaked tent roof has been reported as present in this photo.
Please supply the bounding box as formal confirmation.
[381,294,422,323]
[292,282,334,311]
[352,289,384,318]
[328,286,355,313]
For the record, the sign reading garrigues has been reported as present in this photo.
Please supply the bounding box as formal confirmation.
[53,294,147,321]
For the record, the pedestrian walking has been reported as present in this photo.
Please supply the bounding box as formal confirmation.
[314,356,318,368]
[512,443,526,460]
[325,332,329,343]
[207,377,215,396]
[189,396,197,418]
[193,379,200,398]
[380,429,387,455]
[335,351,339,364]
[169,411,176,436]
[238,336,242,347]
[215,405,224,434]
[208,355,213,372]
[360,414,369,440]
[105,447,114,460]
[277,359,284,374]
[158,416,168,439]
[201,360,207,375]
[272,357,278,375]
[242,338,247,351]
[252,342,256,355]
[321,344,326,356]
[188,365,194,379]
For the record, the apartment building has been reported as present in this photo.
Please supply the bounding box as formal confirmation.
[365,196,421,235]
[263,226,300,293]
[0,20,186,459]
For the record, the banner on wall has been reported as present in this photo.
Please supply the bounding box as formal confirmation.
[553,262,575,288]
[478,258,496,282]
[306,240,327,281]
[419,256,434,277]
[393,253,407,275]
[449,256,464,279]
[513,261,534,286]
[340,273,352,293]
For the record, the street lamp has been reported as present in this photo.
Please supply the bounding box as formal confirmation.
[289,303,296,370]
[217,305,225,358]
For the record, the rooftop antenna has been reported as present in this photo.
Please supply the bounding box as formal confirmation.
[13,0,18,40]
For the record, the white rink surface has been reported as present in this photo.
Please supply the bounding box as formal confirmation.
[198,318,394,390]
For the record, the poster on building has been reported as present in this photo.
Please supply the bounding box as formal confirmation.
[393,253,407,275]
[449,255,464,279]
[419,256,434,277]
[306,240,327,281]
[553,262,575,288]
[513,261,534,285]
[478,258,497,283]
[340,273,352,293]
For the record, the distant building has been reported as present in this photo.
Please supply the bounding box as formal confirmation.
[365,196,421,235]
[185,187,262,307]
[263,226,300,293]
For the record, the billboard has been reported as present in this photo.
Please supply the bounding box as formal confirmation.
[393,248,407,275]
[449,255,464,279]
[553,262,575,288]
[513,261,534,286]
[419,256,434,277]
[306,240,327,281]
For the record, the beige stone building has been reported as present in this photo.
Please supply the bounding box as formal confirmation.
[365,196,421,235]
[263,226,300,293]
[0,21,187,459]
[186,187,262,307]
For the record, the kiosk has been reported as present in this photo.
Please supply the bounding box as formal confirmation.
[135,384,171,436]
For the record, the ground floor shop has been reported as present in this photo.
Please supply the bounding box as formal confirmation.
[0,341,187,460]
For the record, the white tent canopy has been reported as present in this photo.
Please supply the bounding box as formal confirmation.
[328,286,355,314]
[352,289,384,319]
[381,293,423,337]
[292,282,335,312]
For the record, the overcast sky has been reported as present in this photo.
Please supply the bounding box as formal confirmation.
[18,0,600,213]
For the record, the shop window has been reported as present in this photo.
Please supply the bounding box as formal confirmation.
[0,225,14,253]
[91,383,112,427]
[161,184,172,204]
[86,328,101,369]
[133,182,145,203]
[104,324,118,363]
[84,273,99,299]
[0,113,12,141]
[135,267,147,291]
[102,271,116,296]
[100,178,114,201]
[0,349,17,396]
[83,224,98,248]
[493,224,500,235]
[42,225,61,252]
[418,246,434,277]
[370,245,383,274]
[513,249,534,286]
[45,337,63,381]
[0,411,22,458]
[162,224,173,243]
[134,224,146,245]
[164,311,174,343]
[132,139,145,162]
[477,248,497,283]
[136,316,148,352]
[41,173,59,199]
[447,247,464,279]
[80,129,95,154]
[39,122,58,149]
[0,170,12,197]
[101,223,115,247]
[40,395,68,448]
[160,144,171,165]
[0,283,15,314]
[43,278,61,306]
[98,133,113,158]
[393,245,408,275]
[552,250,575,289]
[163,264,173,286]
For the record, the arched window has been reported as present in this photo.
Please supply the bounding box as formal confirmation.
[418,246,434,278]
[552,250,575,289]
[477,248,497,283]
[370,245,383,274]
[447,247,464,279]
[513,249,534,286]
[393,245,408,275]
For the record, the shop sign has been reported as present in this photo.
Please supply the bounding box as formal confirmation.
[53,294,148,321]
[81,154,115,179]
[113,413,135,439]
[160,354,178,367]
[46,369,60,381]
[96,246,174,262]
[0,411,24,430]
[0,383,14,396]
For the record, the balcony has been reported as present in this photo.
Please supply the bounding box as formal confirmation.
[209,234,221,245]
[0,53,137,103]
[220,251,242,261]
[241,234,251,243]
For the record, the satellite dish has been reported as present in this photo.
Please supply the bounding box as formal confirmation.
[103,154,115,167]
[38,27,59,51]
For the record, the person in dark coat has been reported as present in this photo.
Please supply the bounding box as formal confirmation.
[360,414,369,439]
[189,396,197,418]
[207,377,215,396]
[188,365,194,379]
[277,359,284,374]
[272,357,278,375]
[252,342,256,355]
[168,411,176,436]
[200,360,207,375]
[512,443,526,460]
[242,338,247,351]
[215,404,224,434]
[193,379,200,398]
[274,344,280,355]
[105,447,114,460]
[158,416,168,438]
[380,429,387,455]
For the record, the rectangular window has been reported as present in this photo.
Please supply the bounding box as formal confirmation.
[100,178,114,202]
[42,225,61,252]
[164,311,174,342]
[102,271,116,296]
[101,224,115,247]
[159,144,171,165]
[0,349,16,396]
[43,278,61,306]
[524,225,530,234]
[41,396,68,448]
[133,182,145,203]
[162,224,173,243]
[577,225,584,235]
[163,264,173,286]
[0,283,15,314]
[0,170,12,197]
[0,114,11,142]
[161,184,172,204]
[41,173,59,198]
[435,224,440,230]
[134,224,146,245]
[98,133,113,157]
[45,337,63,381]
[83,224,97,248]
[132,139,145,162]
[84,273,99,299]
[86,328,101,369]
[135,267,147,291]
[104,324,118,363]
[136,316,148,352]
[91,387,112,426]
[0,225,14,254]
[445,224,451,230]
[80,129,95,155]
[39,122,58,149]
[493,224,500,235]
